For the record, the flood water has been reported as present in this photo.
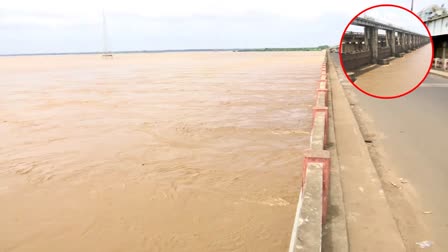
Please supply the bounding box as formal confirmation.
[0,51,323,252]
[355,43,432,97]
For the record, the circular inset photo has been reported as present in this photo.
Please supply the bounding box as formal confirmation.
[339,4,433,98]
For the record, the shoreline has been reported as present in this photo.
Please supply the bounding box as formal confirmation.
[0,47,328,58]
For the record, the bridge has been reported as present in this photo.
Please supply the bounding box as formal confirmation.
[424,14,448,70]
[341,17,430,71]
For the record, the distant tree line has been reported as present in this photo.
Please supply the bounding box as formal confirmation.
[237,45,329,52]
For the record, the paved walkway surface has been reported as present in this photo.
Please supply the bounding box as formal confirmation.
[322,53,349,252]
[428,69,448,83]
[328,53,405,252]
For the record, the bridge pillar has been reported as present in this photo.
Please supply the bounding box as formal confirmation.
[387,30,396,56]
[404,33,409,51]
[403,33,406,50]
[400,33,405,51]
[396,33,399,51]
[366,27,378,64]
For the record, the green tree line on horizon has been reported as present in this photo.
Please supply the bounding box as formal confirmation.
[237,45,329,52]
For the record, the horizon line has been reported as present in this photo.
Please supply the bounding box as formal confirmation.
[0,46,332,57]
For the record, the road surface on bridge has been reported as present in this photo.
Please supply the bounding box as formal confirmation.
[332,52,448,250]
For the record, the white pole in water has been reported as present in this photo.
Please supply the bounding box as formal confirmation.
[102,10,112,56]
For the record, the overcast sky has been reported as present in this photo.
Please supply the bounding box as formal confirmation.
[0,0,445,54]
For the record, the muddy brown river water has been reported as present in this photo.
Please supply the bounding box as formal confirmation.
[355,43,432,97]
[0,51,323,252]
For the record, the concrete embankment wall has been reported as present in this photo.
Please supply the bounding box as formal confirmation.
[289,54,330,252]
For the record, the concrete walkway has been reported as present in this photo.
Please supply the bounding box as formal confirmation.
[430,68,448,79]
[328,54,406,251]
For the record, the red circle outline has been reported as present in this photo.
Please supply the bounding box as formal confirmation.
[338,4,434,99]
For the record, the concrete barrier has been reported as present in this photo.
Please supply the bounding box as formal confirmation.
[289,54,331,251]
[320,76,327,84]
[303,149,330,222]
[315,91,326,107]
[310,111,326,150]
[435,58,443,69]
[443,59,448,70]
[289,162,323,252]
[319,79,327,89]
[317,88,328,106]
[312,107,328,146]
[378,58,390,65]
